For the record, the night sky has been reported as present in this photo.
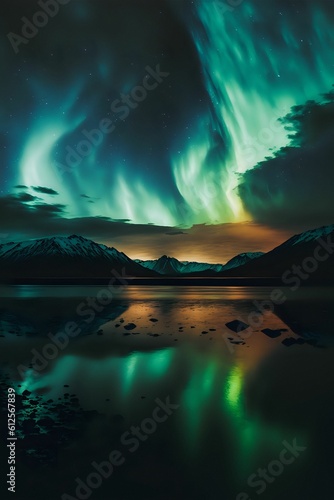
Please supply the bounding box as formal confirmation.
[1,0,334,262]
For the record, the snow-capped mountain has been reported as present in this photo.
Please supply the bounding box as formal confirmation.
[222,252,264,270]
[0,235,129,262]
[135,255,223,275]
[221,224,334,282]
[135,252,264,275]
[1,224,333,281]
[181,260,224,273]
[0,235,157,279]
[282,224,334,247]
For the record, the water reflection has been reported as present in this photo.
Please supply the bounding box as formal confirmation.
[1,286,333,499]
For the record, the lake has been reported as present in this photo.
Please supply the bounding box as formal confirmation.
[1,286,334,500]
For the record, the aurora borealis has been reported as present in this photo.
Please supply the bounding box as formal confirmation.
[1,0,334,261]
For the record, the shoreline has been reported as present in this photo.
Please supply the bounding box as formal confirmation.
[1,277,332,286]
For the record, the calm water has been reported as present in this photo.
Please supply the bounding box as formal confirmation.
[1,286,334,499]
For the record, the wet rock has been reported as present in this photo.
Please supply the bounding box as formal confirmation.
[124,323,136,330]
[262,328,284,338]
[282,337,297,347]
[226,320,249,333]
[283,337,311,347]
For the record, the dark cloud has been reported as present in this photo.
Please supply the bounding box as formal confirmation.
[33,203,66,215]
[238,92,334,229]
[110,218,132,223]
[32,186,59,195]
[0,194,175,241]
[0,194,292,262]
[165,231,187,236]
[15,192,40,203]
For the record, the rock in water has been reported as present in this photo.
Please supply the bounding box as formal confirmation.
[124,323,136,330]
[225,320,249,332]
[262,328,284,338]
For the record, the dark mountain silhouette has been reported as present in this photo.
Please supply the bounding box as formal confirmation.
[135,252,263,275]
[0,225,333,283]
[0,235,158,279]
[135,255,224,275]
[219,224,334,283]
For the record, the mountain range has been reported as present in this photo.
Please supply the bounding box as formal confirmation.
[0,224,333,282]
[135,252,264,275]
[220,224,334,282]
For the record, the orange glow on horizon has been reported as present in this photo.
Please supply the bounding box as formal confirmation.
[100,222,295,264]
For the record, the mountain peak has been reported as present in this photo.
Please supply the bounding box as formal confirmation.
[288,224,334,246]
[0,234,157,278]
[68,234,84,239]
[223,251,264,271]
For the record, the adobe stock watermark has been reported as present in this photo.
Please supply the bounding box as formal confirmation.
[61,396,179,500]
[282,235,334,290]
[16,267,131,379]
[236,438,306,499]
[223,233,334,352]
[238,106,289,167]
[7,0,71,54]
[54,65,169,176]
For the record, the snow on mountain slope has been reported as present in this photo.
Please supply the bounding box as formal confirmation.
[135,253,263,275]
[220,223,334,280]
[0,235,157,278]
[223,252,264,271]
[283,224,334,246]
[0,235,130,264]
[180,261,224,273]
[135,256,183,275]
[135,255,223,274]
